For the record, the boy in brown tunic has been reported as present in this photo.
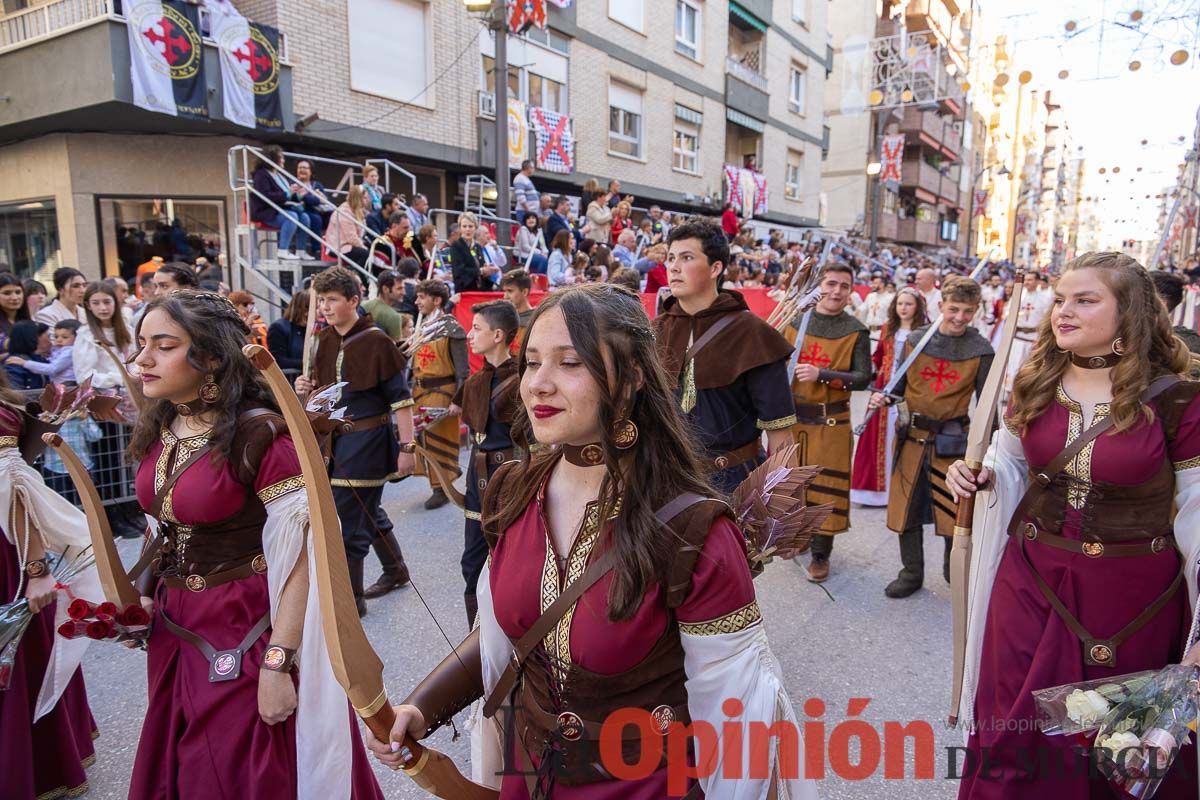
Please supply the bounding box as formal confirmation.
[868,275,993,598]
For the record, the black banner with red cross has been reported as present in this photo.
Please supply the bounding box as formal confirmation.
[126,0,208,119]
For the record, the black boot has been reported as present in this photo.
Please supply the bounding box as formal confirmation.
[464,593,479,630]
[424,488,449,510]
[885,526,925,598]
[943,535,953,584]
[348,558,368,618]
[363,532,410,598]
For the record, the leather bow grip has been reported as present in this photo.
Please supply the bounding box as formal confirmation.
[953,461,982,535]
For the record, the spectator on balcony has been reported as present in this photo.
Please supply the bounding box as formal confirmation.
[266,289,308,375]
[515,212,548,274]
[367,192,401,239]
[605,178,633,209]
[610,200,632,246]
[294,159,335,231]
[324,185,372,272]
[546,229,574,288]
[407,193,431,233]
[446,212,497,293]
[35,267,87,327]
[250,145,310,261]
[476,226,507,279]
[612,229,637,269]
[362,164,384,211]
[585,189,614,244]
[416,224,439,276]
[721,203,740,241]
[513,160,540,223]
[382,212,424,268]
[544,195,573,246]
[537,193,554,223]
[22,279,46,320]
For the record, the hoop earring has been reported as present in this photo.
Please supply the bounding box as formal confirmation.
[199,373,222,404]
[1110,337,1125,356]
[611,418,639,450]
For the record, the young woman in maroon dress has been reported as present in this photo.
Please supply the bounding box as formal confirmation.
[0,375,100,800]
[367,284,816,799]
[850,288,928,506]
[948,252,1200,798]
[127,290,383,800]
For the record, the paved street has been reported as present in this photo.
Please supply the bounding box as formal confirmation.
[78,402,963,799]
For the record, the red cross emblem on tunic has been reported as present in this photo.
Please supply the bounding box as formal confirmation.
[920,359,960,394]
[414,344,437,371]
[799,342,832,368]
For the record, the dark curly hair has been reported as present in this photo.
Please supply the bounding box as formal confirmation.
[490,284,715,621]
[128,291,278,464]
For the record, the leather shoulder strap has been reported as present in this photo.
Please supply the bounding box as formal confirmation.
[481,491,712,719]
[491,374,518,403]
[1037,374,1180,481]
[684,313,740,364]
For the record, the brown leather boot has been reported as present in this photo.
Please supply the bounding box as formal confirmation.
[807,556,830,583]
[424,488,449,510]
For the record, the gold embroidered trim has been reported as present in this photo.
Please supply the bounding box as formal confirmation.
[258,475,304,504]
[392,398,415,410]
[758,414,798,431]
[1175,455,1200,472]
[1055,383,1109,510]
[1002,413,1020,437]
[539,497,621,682]
[335,346,345,383]
[330,471,404,488]
[464,509,481,521]
[0,436,16,447]
[678,601,764,636]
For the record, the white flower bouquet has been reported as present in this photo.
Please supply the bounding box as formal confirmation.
[1032,671,1156,735]
[1034,665,1200,798]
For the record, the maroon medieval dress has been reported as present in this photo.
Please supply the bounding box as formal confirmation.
[960,382,1200,799]
[128,418,384,800]
[0,406,97,800]
[482,465,813,799]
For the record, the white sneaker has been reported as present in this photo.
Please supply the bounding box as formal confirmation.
[277,251,301,261]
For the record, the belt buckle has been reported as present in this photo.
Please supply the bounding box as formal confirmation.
[1023,522,1038,541]
[650,705,676,735]
[1151,537,1168,554]
[557,711,584,742]
[251,554,268,574]
[185,574,207,592]
[714,455,730,470]
[492,451,507,463]
[1081,541,1104,558]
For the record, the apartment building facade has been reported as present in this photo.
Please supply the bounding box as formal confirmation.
[821,0,974,254]
[0,0,832,285]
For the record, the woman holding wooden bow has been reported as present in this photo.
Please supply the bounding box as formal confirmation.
[125,290,382,799]
[947,252,1200,798]
[367,284,818,799]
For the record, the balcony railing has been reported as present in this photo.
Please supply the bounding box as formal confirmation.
[725,56,768,92]
[897,217,938,246]
[901,159,942,196]
[0,0,112,52]
[1,0,289,58]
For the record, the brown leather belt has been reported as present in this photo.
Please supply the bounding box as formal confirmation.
[158,599,272,683]
[910,413,968,433]
[472,446,516,493]
[343,413,390,434]
[413,375,456,390]
[525,696,687,742]
[162,553,268,593]
[712,439,761,471]
[795,400,851,427]
[1014,522,1175,558]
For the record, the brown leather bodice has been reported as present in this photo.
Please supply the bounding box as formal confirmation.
[1023,460,1175,544]
[156,498,268,578]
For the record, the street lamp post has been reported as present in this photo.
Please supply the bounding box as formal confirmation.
[469,0,511,246]
[964,163,1010,259]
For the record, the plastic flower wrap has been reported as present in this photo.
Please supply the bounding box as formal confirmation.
[1033,671,1156,735]
[0,547,96,690]
[1034,665,1200,798]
